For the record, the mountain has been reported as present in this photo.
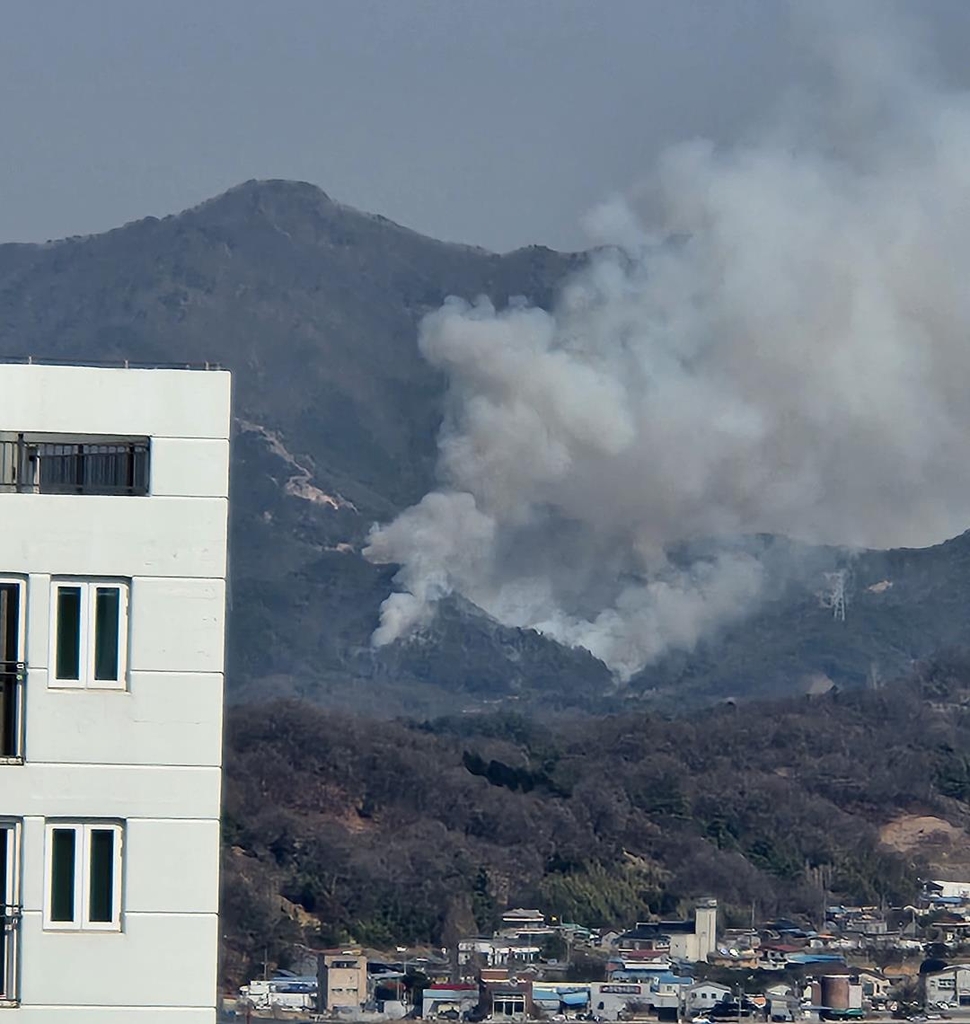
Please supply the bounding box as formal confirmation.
[0,179,606,713]
[220,653,970,981]
[629,530,970,710]
[1,178,969,713]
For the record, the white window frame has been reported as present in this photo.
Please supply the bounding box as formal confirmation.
[49,580,129,690]
[0,819,21,1003]
[43,821,123,931]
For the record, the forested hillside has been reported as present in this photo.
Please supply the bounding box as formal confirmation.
[219,651,970,983]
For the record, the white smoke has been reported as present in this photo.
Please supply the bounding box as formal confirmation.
[365,10,970,678]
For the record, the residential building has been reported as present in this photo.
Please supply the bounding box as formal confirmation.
[597,928,622,949]
[708,945,760,970]
[856,969,891,1006]
[921,880,970,905]
[318,951,368,1012]
[647,972,693,1018]
[589,982,652,1020]
[0,362,230,1022]
[481,979,531,1020]
[422,983,479,1018]
[606,951,675,980]
[764,983,799,1022]
[458,938,495,966]
[532,984,589,1016]
[925,964,970,1007]
[616,924,672,953]
[686,981,733,1014]
[759,943,804,969]
[501,908,546,932]
[617,899,718,963]
[240,974,317,1013]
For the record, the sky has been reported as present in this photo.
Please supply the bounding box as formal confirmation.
[2,0,970,253]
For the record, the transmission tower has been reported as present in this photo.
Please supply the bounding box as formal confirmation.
[822,570,847,622]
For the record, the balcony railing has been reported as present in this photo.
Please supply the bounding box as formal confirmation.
[0,663,24,762]
[0,437,149,496]
[0,903,20,1002]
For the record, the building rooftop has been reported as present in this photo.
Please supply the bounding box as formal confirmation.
[0,355,223,371]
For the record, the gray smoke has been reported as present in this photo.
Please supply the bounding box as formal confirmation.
[365,10,970,678]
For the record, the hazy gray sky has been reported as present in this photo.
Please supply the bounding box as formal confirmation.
[2,0,969,252]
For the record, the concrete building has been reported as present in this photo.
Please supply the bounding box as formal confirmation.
[501,909,546,931]
[0,362,230,1021]
[589,982,652,1020]
[617,899,718,963]
[925,964,970,1008]
[921,880,970,903]
[686,981,733,1014]
[318,952,368,1012]
[422,983,479,1019]
[482,979,531,1020]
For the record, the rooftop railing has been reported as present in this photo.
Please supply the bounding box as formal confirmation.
[0,355,222,371]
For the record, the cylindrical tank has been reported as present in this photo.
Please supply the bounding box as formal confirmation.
[820,976,850,1011]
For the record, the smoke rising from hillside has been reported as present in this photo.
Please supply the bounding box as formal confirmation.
[365,13,970,677]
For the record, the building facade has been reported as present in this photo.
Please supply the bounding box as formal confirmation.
[0,363,231,1021]
[318,952,368,1012]
[616,898,718,964]
[925,965,970,1007]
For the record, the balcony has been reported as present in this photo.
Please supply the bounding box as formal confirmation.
[0,903,20,1003]
[0,663,24,763]
[0,435,149,496]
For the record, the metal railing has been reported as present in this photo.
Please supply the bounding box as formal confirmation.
[0,355,223,371]
[0,903,20,1002]
[0,663,24,761]
[0,438,149,496]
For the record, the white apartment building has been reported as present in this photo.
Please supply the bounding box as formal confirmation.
[0,362,230,1021]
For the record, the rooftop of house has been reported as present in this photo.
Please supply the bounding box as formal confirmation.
[620,921,693,939]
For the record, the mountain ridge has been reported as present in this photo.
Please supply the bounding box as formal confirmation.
[1,178,969,714]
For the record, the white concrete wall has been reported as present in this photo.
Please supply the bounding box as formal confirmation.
[150,438,230,498]
[18,912,219,1006]
[0,365,229,1022]
[0,365,231,440]
[0,497,227,578]
[695,904,718,960]
[26,672,224,767]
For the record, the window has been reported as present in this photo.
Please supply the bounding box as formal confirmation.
[0,581,24,760]
[44,822,122,930]
[51,581,128,689]
[0,823,20,1001]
